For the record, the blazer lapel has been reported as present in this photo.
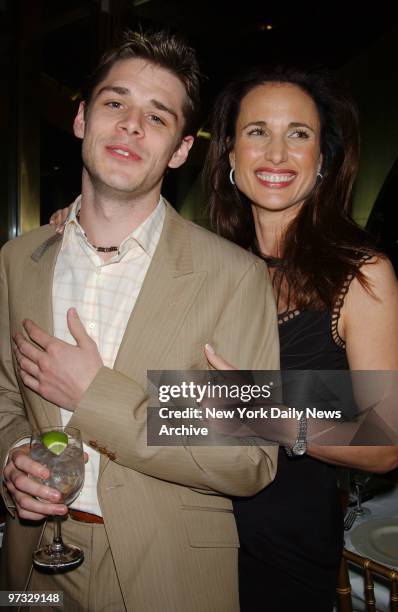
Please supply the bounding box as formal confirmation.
[27,233,63,428]
[115,203,206,380]
[98,204,206,475]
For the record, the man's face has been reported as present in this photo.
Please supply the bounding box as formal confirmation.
[73,58,194,200]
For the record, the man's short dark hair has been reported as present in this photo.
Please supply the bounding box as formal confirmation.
[84,30,202,137]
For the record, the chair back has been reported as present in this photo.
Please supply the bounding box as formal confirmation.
[337,548,398,612]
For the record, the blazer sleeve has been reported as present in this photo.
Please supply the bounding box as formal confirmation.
[0,245,32,510]
[69,258,280,497]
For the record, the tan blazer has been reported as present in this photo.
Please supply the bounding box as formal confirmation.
[0,203,279,611]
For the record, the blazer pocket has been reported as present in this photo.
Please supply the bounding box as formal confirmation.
[181,506,240,548]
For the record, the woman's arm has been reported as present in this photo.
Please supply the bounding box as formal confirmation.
[205,256,398,472]
[308,256,398,472]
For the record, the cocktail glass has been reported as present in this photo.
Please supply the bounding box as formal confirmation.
[30,426,85,571]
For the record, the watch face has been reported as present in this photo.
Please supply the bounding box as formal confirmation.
[293,441,306,456]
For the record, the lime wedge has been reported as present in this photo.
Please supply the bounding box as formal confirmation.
[42,431,68,455]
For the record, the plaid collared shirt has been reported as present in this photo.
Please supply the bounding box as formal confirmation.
[53,195,165,515]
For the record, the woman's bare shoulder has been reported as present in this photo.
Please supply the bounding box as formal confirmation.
[340,255,398,310]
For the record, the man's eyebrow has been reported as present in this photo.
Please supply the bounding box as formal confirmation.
[93,87,179,121]
[241,120,316,133]
[95,85,130,98]
[150,99,178,122]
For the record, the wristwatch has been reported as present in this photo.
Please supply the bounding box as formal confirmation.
[285,415,307,456]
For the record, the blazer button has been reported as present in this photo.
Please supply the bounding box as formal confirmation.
[108,451,116,461]
[98,446,107,455]
[88,440,98,449]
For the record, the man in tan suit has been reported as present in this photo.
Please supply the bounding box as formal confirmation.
[0,31,279,611]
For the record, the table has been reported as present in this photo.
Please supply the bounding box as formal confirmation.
[343,480,398,611]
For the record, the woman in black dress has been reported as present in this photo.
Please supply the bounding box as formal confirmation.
[203,66,398,611]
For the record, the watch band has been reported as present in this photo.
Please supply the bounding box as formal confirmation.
[285,415,307,456]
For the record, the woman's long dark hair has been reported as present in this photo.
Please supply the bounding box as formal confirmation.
[204,66,377,310]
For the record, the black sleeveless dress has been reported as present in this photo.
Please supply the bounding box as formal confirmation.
[233,307,349,612]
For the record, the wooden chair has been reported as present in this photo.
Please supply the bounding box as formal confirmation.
[337,548,398,611]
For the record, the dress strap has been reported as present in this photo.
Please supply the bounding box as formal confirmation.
[278,309,301,326]
[331,255,373,348]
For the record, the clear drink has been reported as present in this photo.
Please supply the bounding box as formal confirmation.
[30,426,85,571]
[30,443,85,504]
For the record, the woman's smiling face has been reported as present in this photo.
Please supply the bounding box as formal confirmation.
[229,82,323,216]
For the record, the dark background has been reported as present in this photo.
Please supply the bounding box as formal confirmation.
[0,0,397,268]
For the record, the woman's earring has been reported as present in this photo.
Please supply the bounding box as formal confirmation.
[317,170,323,180]
[229,168,235,185]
